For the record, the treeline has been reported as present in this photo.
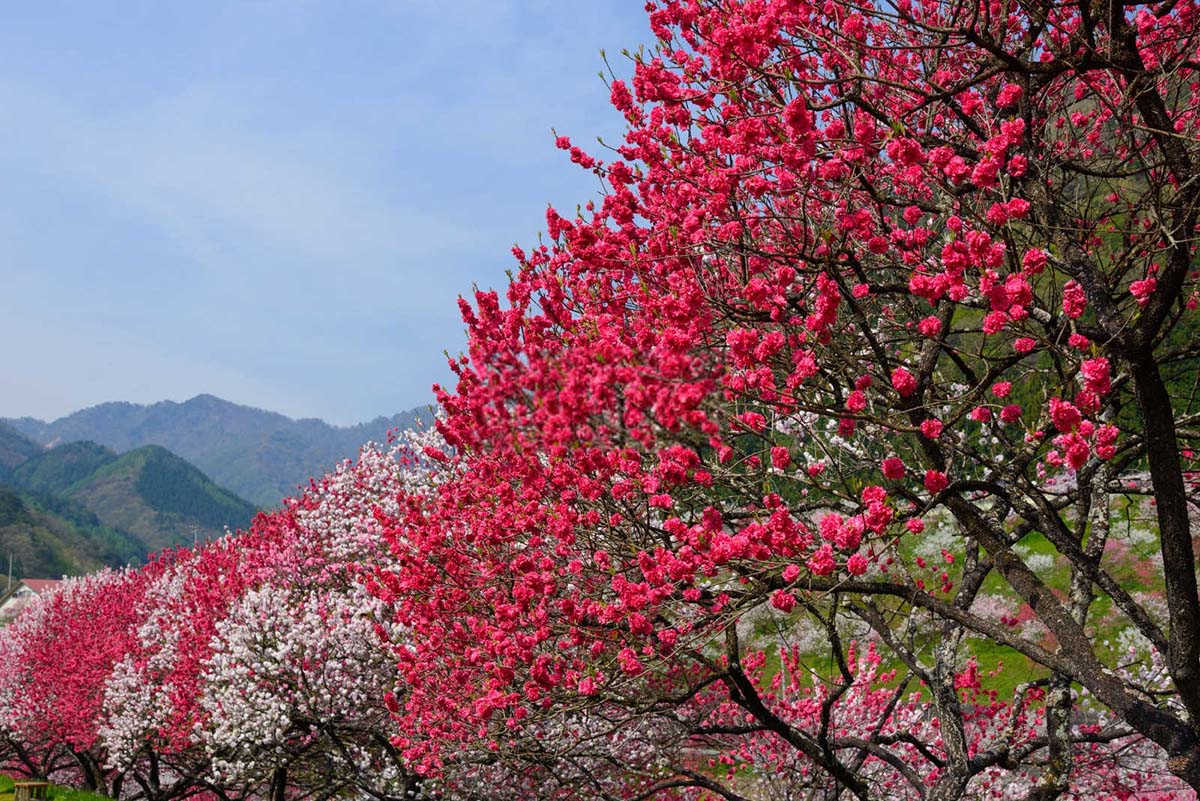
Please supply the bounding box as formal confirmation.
[4,0,1200,798]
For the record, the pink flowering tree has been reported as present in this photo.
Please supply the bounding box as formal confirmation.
[98,517,297,801]
[369,0,1200,797]
[0,566,162,795]
[0,429,450,801]
[1,0,1198,797]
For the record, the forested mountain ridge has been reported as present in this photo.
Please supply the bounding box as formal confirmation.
[4,395,430,507]
[62,444,259,552]
[10,440,117,495]
[0,484,147,579]
[0,422,42,481]
[1,439,258,577]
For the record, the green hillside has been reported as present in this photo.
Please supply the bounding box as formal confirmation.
[0,484,146,579]
[11,441,117,495]
[0,423,41,479]
[4,440,259,560]
[3,395,431,507]
[68,445,258,552]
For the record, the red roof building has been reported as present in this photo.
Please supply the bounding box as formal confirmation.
[0,578,64,623]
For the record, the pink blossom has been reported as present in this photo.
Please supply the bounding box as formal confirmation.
[1062,280,1087,318]
[1080,357,1112,396]
[1048,397,1082,433]
[1022,248,1047,274]
[881,456,906,480]
[1007,198,1031,218]
[807,544,837,576]
[1096,424,1120,460]
[771,589,797,612]
[1130,277,1157,305]
[618,647,644,676]
[1000,404,1023,424]
[996,83,1023,108]
[891,366,918,397]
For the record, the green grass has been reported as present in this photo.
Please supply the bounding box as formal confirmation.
[774,496,1167,702]
[0,774,112,801]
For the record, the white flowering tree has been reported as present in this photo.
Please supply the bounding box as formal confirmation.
[194,440,438,801]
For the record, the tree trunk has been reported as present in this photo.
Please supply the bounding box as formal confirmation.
[270,766,287,801]
[1130,355,1200,790]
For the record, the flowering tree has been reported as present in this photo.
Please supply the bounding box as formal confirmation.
[0,430,452,801]
[369,0,1200,798]
[195,441,439,801]
[2,0,1199,797]
[98,521,298,801]
[0,566,162,795]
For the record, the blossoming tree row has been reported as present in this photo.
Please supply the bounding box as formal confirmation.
[4,0,1200,798]
[0,433,445,801]
[362,0,1200,797]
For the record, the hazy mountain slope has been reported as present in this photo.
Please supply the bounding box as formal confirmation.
[5,395,430,507]
[0,423,42,479]
[0,484,147,579]
[66,445,258,552]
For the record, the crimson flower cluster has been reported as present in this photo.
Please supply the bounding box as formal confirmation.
[5,0,1200,799]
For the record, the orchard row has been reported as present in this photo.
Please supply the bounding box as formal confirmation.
[5,0,1200,798]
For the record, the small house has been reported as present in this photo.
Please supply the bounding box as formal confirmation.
[0,578,63,623]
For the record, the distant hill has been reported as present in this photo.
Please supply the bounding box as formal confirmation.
[5,395,431,507]
[5,442,258,554]
[0,484,147,579]
[66,445,259,552]
[11,441,117,495]
[0,423,42,480]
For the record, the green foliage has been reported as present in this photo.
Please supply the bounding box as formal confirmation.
[45,788,113,801]
[11,442,117,495]
[0,423,41,472]
[66,446,258,552]
[0,484,146,579]
[0,773,114,801]
[0,488,34,528]
[129,446,258,531]
[3,438,258,567]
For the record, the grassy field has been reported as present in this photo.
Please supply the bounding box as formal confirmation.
[0,773,110,801]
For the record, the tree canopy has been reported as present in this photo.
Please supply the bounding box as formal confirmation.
[2,0,1199,799]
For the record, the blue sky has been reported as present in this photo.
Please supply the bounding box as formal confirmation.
[0,1,650,424]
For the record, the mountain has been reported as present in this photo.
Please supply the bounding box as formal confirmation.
[0,423,42,481]
[65,445,259,552]
[11,441,117,495]
[5,395,431,508]
[6,442,258,554]
[0,484,147,579]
